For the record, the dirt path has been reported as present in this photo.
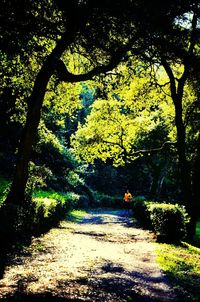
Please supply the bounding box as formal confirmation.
[0,210,179,302]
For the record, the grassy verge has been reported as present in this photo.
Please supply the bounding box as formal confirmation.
[156,242,200,302]
[66,209,88,223]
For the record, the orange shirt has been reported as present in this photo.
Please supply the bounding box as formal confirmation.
[124,192,132,203]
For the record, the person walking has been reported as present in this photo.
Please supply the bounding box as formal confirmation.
[123,189,132,216]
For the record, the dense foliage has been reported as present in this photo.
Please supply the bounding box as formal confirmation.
[0,0,200,245]
[132,199,189,242]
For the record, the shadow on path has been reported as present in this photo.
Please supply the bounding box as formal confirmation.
[80,210,139,228]
[0,292,82,302]
[0,209,179,302]
[1,260,180,302]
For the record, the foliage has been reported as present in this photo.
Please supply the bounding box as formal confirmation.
[33,190,80,208]
[70,66,184,199]
[133,195,146,203]
[147,203,189,242]
[0,187,79,250]
[71,70,176,166]
[0,192,35,245]
[91,190,122,208]
[0,177,10,206]
[156,242,200,302]
[32,197,64,234]
[132,199,189,242]
[1,0,200,240]
[131,199,152,229]
[194,219,200,246]
[76,194,91,208]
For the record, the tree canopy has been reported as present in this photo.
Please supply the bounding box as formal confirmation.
[1,0,200,238]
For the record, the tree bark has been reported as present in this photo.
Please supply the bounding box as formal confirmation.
[174,96,192,206]
[161,58,197,237]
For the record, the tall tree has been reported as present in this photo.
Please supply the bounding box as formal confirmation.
[1,0,199,237]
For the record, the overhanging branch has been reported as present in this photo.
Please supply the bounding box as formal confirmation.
[129,141,177,157]
[55,48,127,83]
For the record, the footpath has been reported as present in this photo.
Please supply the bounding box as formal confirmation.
[0,210,179,301]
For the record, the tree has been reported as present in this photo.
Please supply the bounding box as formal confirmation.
[2,0,199,237]
[71,69,177,195]
[3,0,131,205]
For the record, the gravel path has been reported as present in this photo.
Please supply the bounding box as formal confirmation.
[0,210,179,301]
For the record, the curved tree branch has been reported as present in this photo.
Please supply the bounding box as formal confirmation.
[129,141,177,157]
[55,46,131,82]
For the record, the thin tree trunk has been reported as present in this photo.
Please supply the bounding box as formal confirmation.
[174,97,192,207]
[162,58,195,237]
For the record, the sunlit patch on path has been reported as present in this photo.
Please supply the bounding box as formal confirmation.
[0,210,179,301]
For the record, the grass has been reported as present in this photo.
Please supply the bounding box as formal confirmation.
[156,242,200,302]
[33,189,79,205]
[66,209,88,223]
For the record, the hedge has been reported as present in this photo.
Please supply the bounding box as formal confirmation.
[132,199,189,243]
[0,190,78,248]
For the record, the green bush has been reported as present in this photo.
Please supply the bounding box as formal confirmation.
[32,197,64,233]
[91,191,121,208]
[0,176,10,206]
[147,203,189,242]
[77,194,90,208]
[32,190,80,233]
[33,190,80,208]
[0,188,78,245]
[132,197,189,243]
[133,195,146,203]
[0,192,35,246]
[132,199,152,228]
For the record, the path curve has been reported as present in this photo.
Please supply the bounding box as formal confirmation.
[0,210,179,301]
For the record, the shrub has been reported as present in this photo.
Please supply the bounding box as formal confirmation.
[147,203,189,242]
[0,176,10,206]
[132,199,152,228]
[0,192,35,248]
[77,194,90,208]
[32,197,64,234]
[0,188,78,245]
[33,190,80,209]
[32,190,80,233]
[132,197,189,243]
[91,191,122,208]
[133,195,146,203]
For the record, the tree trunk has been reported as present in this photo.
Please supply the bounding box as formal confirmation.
[162,58,196,238]
[6,63,53,205]
[5,20,85,205]
[174,98,192,203]
[191,132,200,235]
[174,96,197,238]
[149,169,160,199]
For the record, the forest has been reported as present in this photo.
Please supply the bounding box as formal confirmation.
[0,1,200,301]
